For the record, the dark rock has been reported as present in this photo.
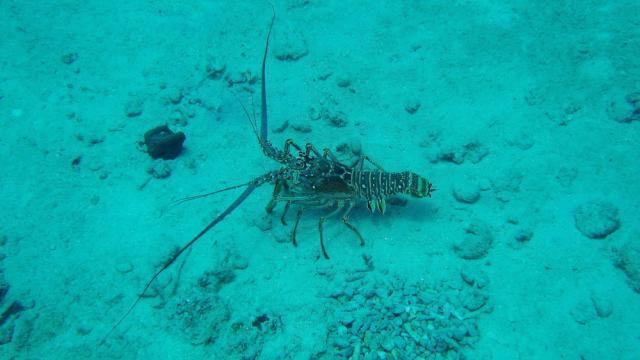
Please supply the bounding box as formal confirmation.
[144,125,186,160]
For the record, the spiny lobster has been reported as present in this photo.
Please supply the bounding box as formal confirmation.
[102,11,434,343]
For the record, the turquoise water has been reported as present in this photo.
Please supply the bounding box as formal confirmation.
[1,1,639,359]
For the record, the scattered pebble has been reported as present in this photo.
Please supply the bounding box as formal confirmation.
[322,277,484,358]
[573,200,620,239]
[453,222,493,259]
[452,180,480,204]
[124,96,144,117]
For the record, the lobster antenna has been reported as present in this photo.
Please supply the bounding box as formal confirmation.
[260,3,276,142]
[234,92,260,145]
[169,180,254,207]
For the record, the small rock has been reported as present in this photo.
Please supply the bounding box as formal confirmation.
[387,196,407,207]
[460,265,489,288]
[350,139,362,156]
[253,214,273,232]
[291,122,312,133]
[574,200,620,239]
[205,58,226,80]
[452,180,480,204]
[626,92,640,106]
[144,125,186,160]
[167,87,184,105]
[570,300,596,325]
[612,234,640,293]
[453,222,493,260]
[61,52,78,64]
[124,96,144,117]
[227,254,249,270]
[333,336,350,349]
[271,227,290,244]
[508,228,533,249]
[0,273,9,303]
[76,323,92,336]
[404,99,421,114]
[607,92,640,123]
[308,106,322,121]
[115,261,133,274]
[555,167,578,187]
[0,322,14,345]
[462,289,487,311]
[325,110,349,128]
[336,311,355,326]
[508,132,534,150]
[10,309,33,350]
[273,29,309,61]
[436,142,488,165]
[382,337,395,351]
[272,120,289,133]
[336,76,351,88]
[590,291,613,318]
[147,160,172,179]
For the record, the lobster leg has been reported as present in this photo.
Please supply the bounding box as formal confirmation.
[266,179,283,214]
[322,147,341,162]
[353,154,386,172]
[284,138,304,155]
[341,201,365,246]
[280,200,291,225]
[318,202,344,259]
[304,143,325,158]
[291,207,304,246]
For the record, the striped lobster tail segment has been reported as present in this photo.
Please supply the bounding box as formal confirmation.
[352,171,433,214]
